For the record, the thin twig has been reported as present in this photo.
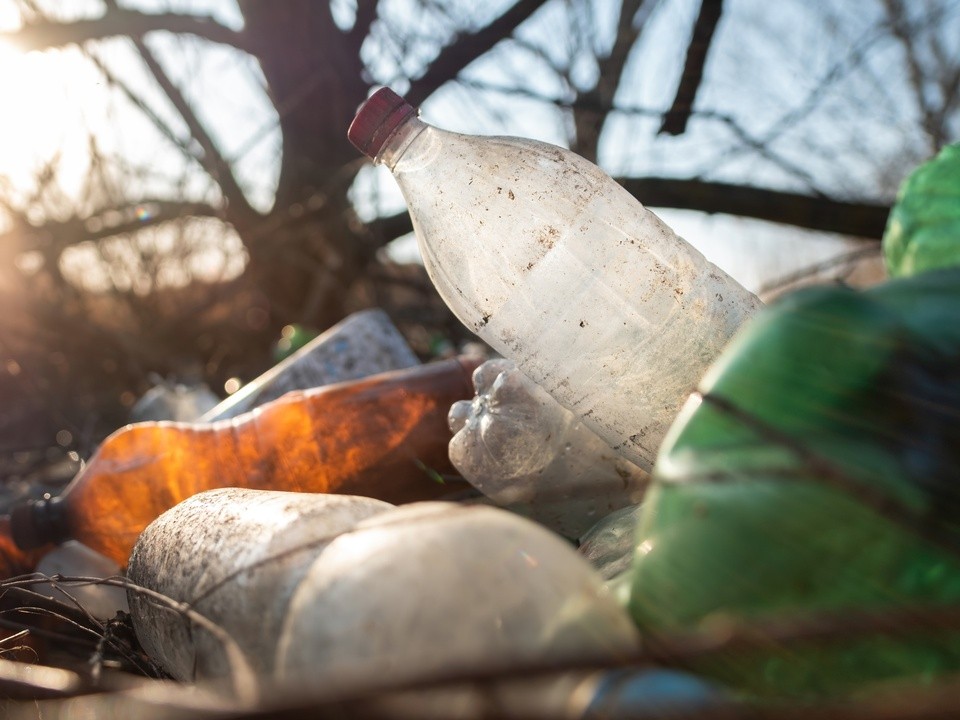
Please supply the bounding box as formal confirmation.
[2,573,258,702]
[0,628,30,646]
[758,244,882,296]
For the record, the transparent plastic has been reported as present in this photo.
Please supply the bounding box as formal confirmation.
[372,108,761,467]
[448,359,648,538]
[577,503,645,581]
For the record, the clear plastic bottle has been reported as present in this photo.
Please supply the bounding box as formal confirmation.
[448,358,649,539]
[349,88,761,467]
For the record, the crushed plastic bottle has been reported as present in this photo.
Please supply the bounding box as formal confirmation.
[201,308,419,422]
[275,502,640,692]
[6,357,480,571]
[448,358,649,538]
[348,88,761,467]
[127,488,393,683]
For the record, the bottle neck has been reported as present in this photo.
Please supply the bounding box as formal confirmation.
[377,115,428,170]
[10,495,69,550]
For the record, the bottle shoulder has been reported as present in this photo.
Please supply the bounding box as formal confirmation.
[395,127,611,192]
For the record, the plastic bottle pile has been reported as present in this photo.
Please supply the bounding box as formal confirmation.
[3,90,960,717]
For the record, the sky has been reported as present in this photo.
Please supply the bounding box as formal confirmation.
[0,0,271,291]
[1,0,956,295]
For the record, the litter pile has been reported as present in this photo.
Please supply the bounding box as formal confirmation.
[1,90,959,718]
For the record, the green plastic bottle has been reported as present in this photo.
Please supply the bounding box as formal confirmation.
[884,143,960,279]
[628,144,960,698]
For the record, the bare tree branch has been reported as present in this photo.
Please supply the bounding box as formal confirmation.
[458,76,661,116]
[82,200,221,242]
[126,36,256,223]
[572,0,653,160]
[372,178,890,245]
[659,0,724,135]
[596,0,655,103]
[616,177,890,238]
[1,7,249,54]
[458,77,830,192]
[0,201,220,251]
[406,0,551,105]
[507,34,570,77]
[84,48,200,166]
[8,1,255,225]
[758,244,882,296]
[703,4,957,181]
[87,0,252,224]
[368,211,415,248]
[883,0,948,152]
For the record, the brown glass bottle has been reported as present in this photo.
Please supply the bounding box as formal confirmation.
[7,357,481,570]
[0,516,49,578]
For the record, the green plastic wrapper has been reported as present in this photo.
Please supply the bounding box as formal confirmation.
[628,270,960,698]
[884,142,960,278]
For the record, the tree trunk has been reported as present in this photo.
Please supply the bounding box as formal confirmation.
[233,1,375,331]
[238,0,368,208]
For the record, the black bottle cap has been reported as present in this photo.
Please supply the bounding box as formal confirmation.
[10,497,68,550]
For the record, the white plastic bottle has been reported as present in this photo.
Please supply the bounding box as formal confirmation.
[128,492,638,697]
[275,502,639,691]
[349,88,761,467]
[126,488,393,684]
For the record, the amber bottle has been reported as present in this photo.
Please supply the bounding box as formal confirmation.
[6,357,480,571]
[0,516,48,578]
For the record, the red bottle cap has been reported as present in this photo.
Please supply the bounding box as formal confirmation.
[348,87,417,160]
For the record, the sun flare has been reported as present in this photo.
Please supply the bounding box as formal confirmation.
[0,38,104,193]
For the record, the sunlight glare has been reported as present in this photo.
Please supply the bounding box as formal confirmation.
[0,36,19,80]
[0,40,103,194]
